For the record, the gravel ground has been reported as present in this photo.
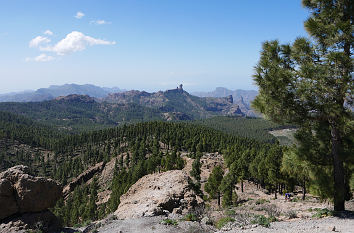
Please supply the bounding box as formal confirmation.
[92,215,354,233]
[223,217,354,233]
[95,216,213,233]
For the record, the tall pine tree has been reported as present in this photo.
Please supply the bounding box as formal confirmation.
[253,0,353,210]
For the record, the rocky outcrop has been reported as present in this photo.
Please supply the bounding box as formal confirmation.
[0,165,62,220]
[0,210,60,233]
[114,170,203,219]
[63,162,104,198]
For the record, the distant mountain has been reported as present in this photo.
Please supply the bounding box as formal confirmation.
[192,87,259,117]
[103,86,244,119]
[0,84,124,102]
[0,87,246,132]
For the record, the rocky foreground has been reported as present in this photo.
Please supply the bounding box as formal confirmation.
[0,166,62,233]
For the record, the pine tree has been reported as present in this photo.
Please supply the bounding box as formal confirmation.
[252,0,353,211]
[205,165,224,206]
[190,157,201,182]
[220,172,238,207]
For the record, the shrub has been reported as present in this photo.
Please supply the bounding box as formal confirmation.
[312,208,333,218]
[161,219,178,225]
[264,204,280,217]
[285,210,297,219]
[225,209,236,216]
[251,215,270,227]
[183,213,198,222]
[255,199,269,205]
[216,217,235,229]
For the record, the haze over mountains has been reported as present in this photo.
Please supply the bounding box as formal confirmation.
[0,84,124,102]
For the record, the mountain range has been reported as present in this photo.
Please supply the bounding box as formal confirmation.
[0,84,124,102]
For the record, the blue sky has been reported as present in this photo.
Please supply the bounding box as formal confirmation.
[0,0,309,94]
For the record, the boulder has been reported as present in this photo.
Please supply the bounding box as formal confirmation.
[0,179,18,219]
[0,210,60,233]
[14,175,62,213]
[114,170,203,219]
[0,165,62,220]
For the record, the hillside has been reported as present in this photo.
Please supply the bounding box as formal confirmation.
[195,116,290,143]
[0,112,353,233]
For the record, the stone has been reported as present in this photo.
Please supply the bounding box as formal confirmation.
[14,175,62,213]
[0,210,60,233]
[114,170,203,219]
[0,165,62,220]
[0,179,18,219]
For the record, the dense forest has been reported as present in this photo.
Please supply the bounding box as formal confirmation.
[2,109,352,226]
[195,116,293,143]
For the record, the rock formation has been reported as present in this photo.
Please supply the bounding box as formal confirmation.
[0,165,62,232]
[114,170,203,219]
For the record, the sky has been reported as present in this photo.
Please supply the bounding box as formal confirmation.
[0,0,309,94]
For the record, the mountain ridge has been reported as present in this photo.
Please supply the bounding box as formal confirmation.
[0,84,124,102]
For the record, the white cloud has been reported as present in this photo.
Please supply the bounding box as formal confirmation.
[41,31,116,55]
[25,53,54,62]
[75,11,85,19]
[29,36,50,48]
[90,19,111,25]
[44,30,53,36]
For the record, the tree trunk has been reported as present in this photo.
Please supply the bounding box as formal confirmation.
[274,184,277,199]
[302,179,306,201]
[217,192,221,207]
[241,179,244,193]
[331,124,345,211]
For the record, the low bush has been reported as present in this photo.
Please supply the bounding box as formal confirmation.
[216,217,235,229]
[255,199,270,205]
[225,209,236,216]
[183,213,198,222]
[312,208,334,218]
[285,210,297,219]
[161,219,178,225]
[251,215,271,227]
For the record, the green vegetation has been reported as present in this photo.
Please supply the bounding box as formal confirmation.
[196,116,292,143]
[161,219,178,226]
[216,217,234,229]
[252,0,353,211]
[255,199,270,205]
[205,166,224,206]
[0,100,163,132]
[182,213,198,222]
[251,215,272,227]
[310,208,334,219]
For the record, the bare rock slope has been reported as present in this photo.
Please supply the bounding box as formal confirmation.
[114,170,203,219]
